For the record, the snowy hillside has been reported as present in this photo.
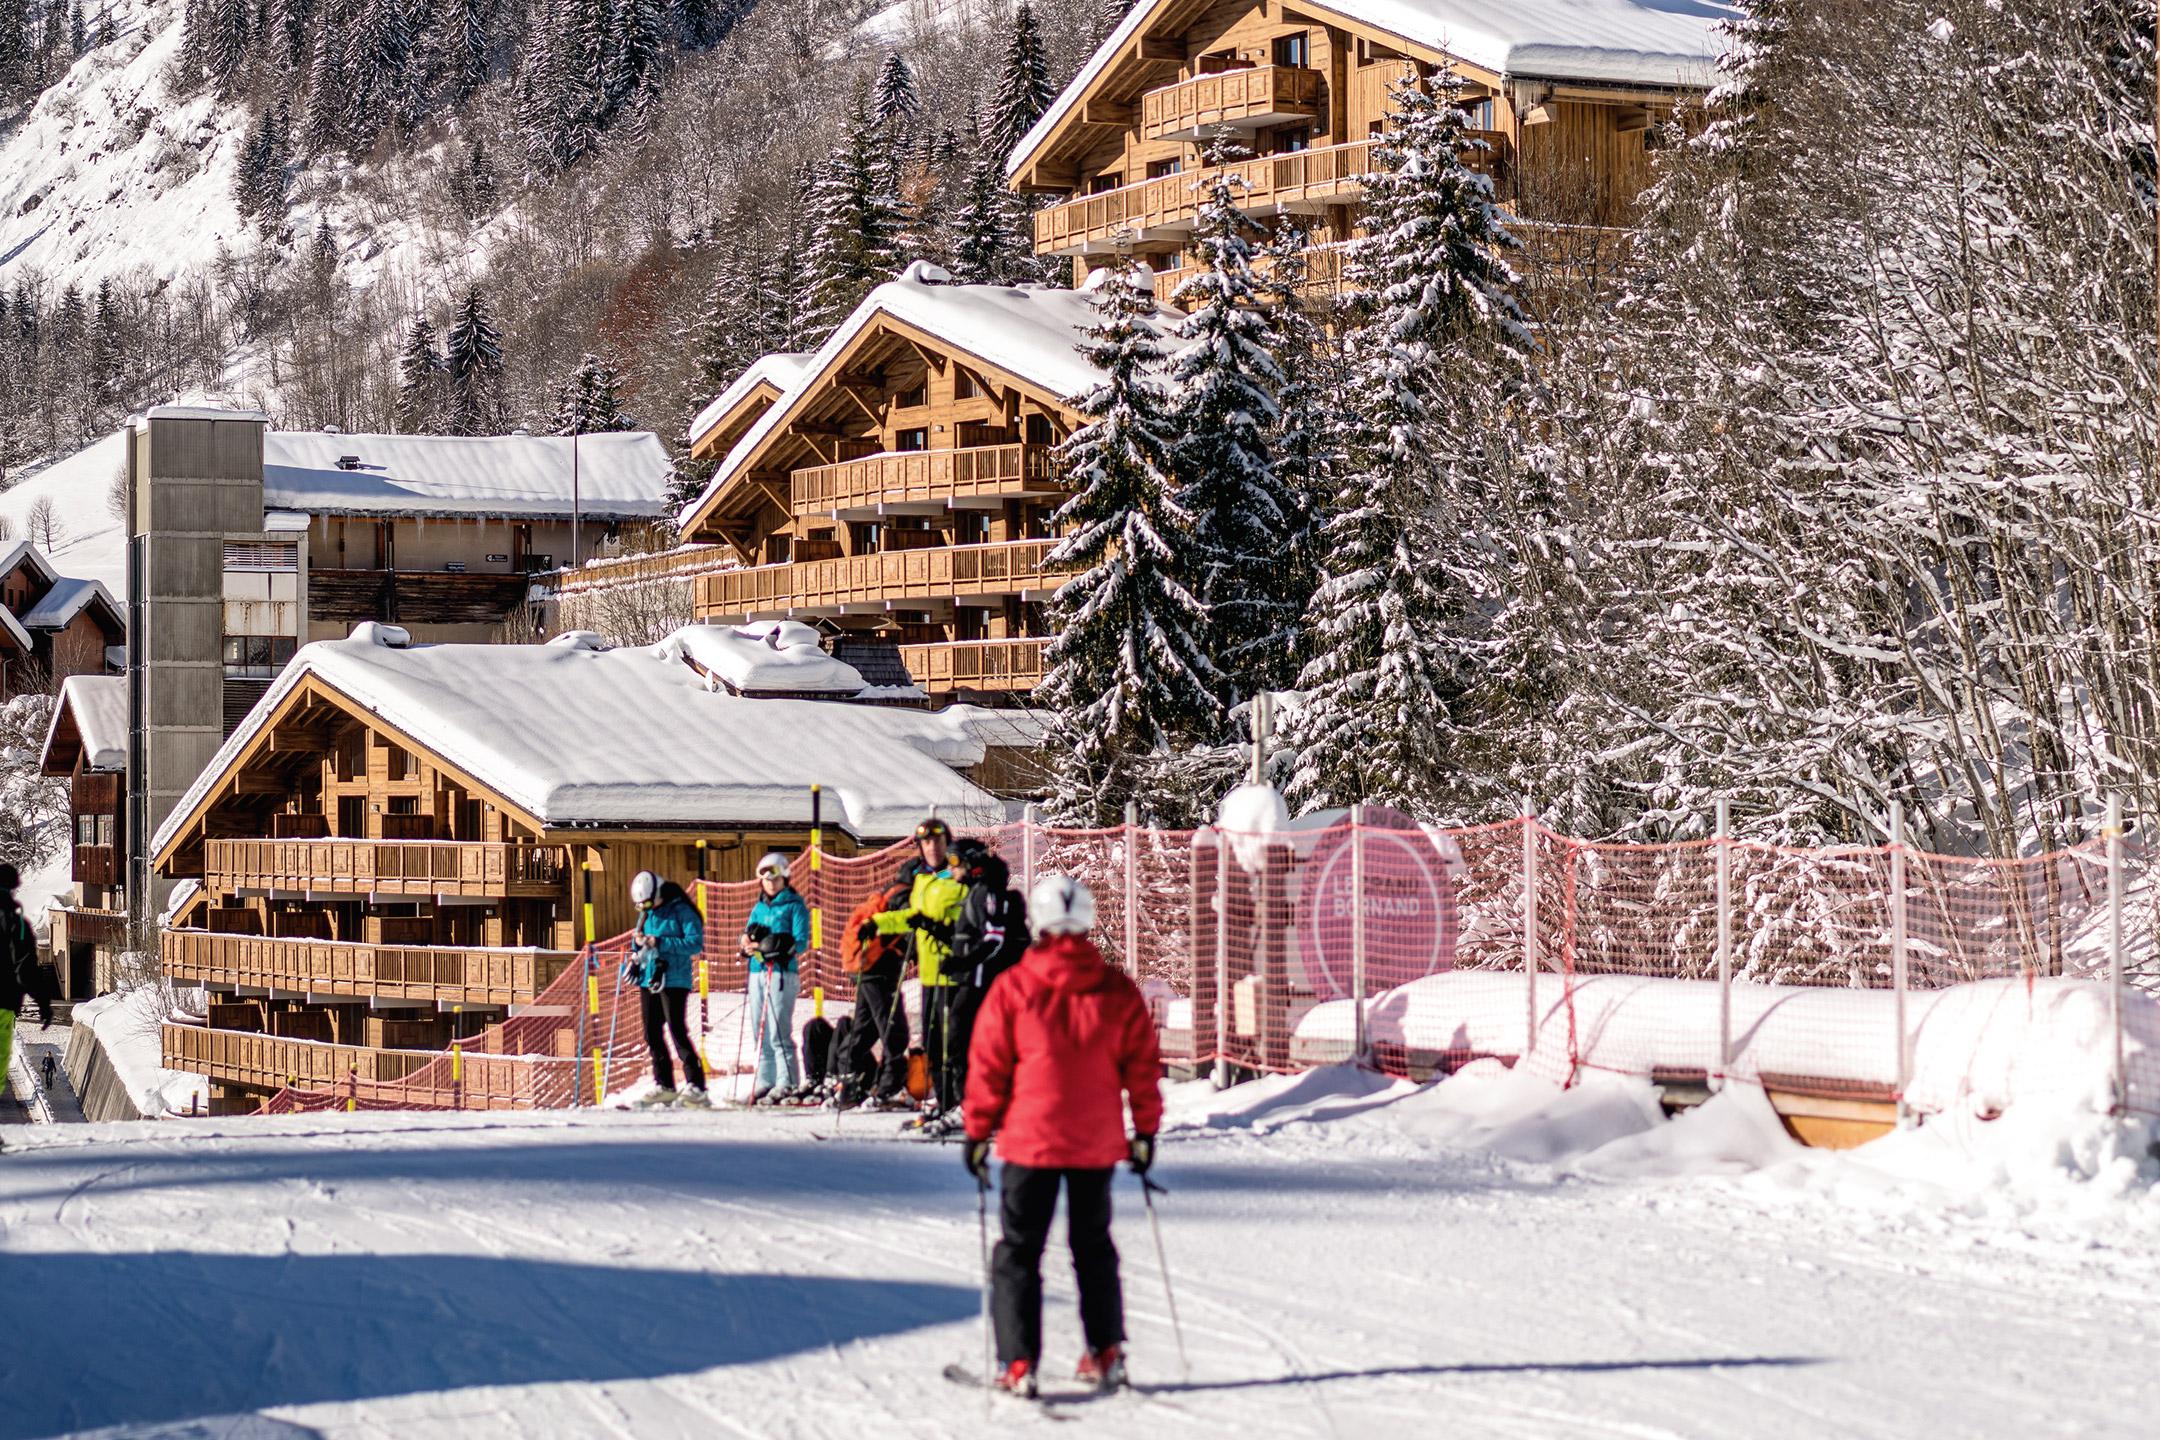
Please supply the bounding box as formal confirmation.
[0,1067,2155,1437]
[0,427,129,597]
[0,2,250,294]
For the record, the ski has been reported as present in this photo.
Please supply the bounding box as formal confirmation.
[940,1364,1077,1416]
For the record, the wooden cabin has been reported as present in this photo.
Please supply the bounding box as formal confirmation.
[38,675,130,1000]
[675,264,1185,699]
[148,623,1011,1111]
[1005,0,1723,296]
[0,542,123,700]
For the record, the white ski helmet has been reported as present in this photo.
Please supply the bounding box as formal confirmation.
[756,851,790,880]
[630,870,660,906]
[1029,874,1096,937]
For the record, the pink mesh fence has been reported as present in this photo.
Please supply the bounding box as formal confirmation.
[260,814,2158,1122]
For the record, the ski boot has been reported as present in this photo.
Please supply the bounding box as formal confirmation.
[634,1087,678,1110]
[676,1087,711,1110]
[1076,1345,1127,1392]
[994,1359,1038,1398]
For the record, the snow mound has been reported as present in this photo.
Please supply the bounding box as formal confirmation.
[1160,1063,1414,1133]
[1216,782,1288,875]
[657,622,868,695]
[71,989,209,1118]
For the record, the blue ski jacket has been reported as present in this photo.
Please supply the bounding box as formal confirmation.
[746,886,812,973]
[635,884,704,990]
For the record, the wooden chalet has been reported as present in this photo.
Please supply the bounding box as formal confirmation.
[148,624,1010,1111]
[39,675,129,1000]
[1005,0,1726,295]
[0,542,123,700]
[675,264,1185,700]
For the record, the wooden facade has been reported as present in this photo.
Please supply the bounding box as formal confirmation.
[0,544,123,701]
[678,301,1086,699]
[40,677,129,1001]
[152,668,863,1109]
[1008,0,1700,281]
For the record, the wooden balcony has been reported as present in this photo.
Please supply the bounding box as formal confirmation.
[899,637,1049,693]
[164,929,579,1008]
[543,544,740,597]
[309,569,532,626]
[1035,135,1509,257]
[1141,64,1322,143]
[164,1023,440,1093]
[696,539,1057,622]
[203,839,569,899]
[790,445,1063,522]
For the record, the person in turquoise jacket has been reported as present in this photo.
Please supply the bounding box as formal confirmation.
[627,871,708,1108]
[742,852,812,1101]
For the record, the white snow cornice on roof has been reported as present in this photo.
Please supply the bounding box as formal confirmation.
[1006,0,1737,181]
[677,263,1189,531]
[44,674,128,773]
[154,627,1012,855]
[687,353,815,453]
[264,431,675,521]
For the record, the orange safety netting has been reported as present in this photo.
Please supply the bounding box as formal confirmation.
[258,816,2157,1120]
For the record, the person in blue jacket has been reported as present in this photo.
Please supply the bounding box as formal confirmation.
[742,851,812,1102]
[627,870,708,1109]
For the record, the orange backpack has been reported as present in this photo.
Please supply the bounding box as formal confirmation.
[841,885,911,975]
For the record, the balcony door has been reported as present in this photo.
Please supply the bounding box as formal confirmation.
[1273,32,1309,68]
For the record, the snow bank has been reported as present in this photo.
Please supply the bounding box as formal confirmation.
[658,622,868,695]
[1293,970,2160,1120]
[70,989,209,1118]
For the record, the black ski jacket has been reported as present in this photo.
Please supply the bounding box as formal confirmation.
[2,899,51,1019]
[951,854,1030,991]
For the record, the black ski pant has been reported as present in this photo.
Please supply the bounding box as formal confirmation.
[844,971,910,1095]
[992,1163,1123,1367]
[641,986,705,1093]
[947,982,986,1105]
[922,983,963,1110]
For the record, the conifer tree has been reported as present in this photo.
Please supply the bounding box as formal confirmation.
[394,314,446,432]
[1038,263,1217,823]
[1282,67,1527,813]
[604,0,665,123]
[1165,149,1306,709]
[441,0,488,102]
[443,285,506,435]
[984,2,1052,163]
[948,126,1033,286]
[799,93,906,342]
[872,51,919,128]
[553,353,635,434]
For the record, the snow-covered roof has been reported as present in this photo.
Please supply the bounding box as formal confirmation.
[680,264,1187,531]
[0,540,56,587]
[1007,0,1734,180]
[153,625,1012,855]
[146,403,271,423]
[657,622,869,696]
[0,604,29,653]
[43,674,128,773]
[687,353,814,454]
[20,575,117,632]
[262,431,675,520]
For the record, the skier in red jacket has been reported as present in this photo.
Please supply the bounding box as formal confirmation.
[963,874,1163,1396]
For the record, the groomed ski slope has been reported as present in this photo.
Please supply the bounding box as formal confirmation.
[1,1066,2156,1439]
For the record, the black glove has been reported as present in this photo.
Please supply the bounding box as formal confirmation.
[744,922,771,944]
[1129,1134,1156,1176]
[910,913,953,944]
[856,920,879,943]
[758,931,797,965]
[964,1138,992,1183]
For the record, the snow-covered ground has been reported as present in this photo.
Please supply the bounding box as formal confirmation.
[0,429,130,599]
[2,1065,2155,1439]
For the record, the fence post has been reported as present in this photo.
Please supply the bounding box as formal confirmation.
[1351,802,1369,1065]
[1521,800,1539,1057]
[1715,797,1733,1088]
[1022,802,1039,894]
[1213,838,1230,1090]
[2108,795,2127,1115]
[1124,801,1141,980]
[577,948,593,1109]
[451,1040,464,1111]
[1890,800,1910,1128]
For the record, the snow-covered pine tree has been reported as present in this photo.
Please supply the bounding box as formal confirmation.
[604,0,665,127]
[204,0,251,92]
[1037,262,1218,824]
[67,0,82,54]
[345,0,416,145]
[440,0,489,103]
[394,314,446,432]
[305,4,351,151]
[443,285,506,436]
[872,51,919,129]
[948,124,1033,286]
[1282,66,1526,815]
[1256,221,1338,669]
[553,353,636,433]
[799,92,905,343]
[1165,145,1304,711]
[984,2,1052,163]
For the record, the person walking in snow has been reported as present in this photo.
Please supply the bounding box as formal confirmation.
[1,863,55,1102]
[628,870,709,1109]
[964,875,1163,1396]
[946,837,1030,1104]
[872,818,968,1119]
[742,852,811,1103]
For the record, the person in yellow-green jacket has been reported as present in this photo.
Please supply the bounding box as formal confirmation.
[868,817,969,1122]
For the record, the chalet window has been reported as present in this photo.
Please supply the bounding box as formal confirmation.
[894,428,929,452]
[1272,32,1309,68]
[1089,173,1122,194]
[96,813,113,846]
[76,815,96,846]
[1146,158,1182,180]
[1025,414,1055,446]
[387,796,419,815]
[1274,128,1311,154]
[955,371,983,400]
[896,381,929,408]
[222,634,298,679]
[1462,97,1494,130]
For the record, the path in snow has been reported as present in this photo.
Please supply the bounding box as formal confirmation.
[0,1072,2155,1439]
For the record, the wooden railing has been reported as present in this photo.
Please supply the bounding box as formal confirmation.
[542,545,740,596]
[1141,64,1322,142]
[696,539,1056,620]
[1149,243,1348,304]
[163,929,579,1007]
[899,637,1050,692]
[1034,134,1509,255]
[203,839,569,898]
[163,1024,566,1107]
[790,445,1062,520]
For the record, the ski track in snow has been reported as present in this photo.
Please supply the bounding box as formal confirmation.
[1,1086,2156,1440]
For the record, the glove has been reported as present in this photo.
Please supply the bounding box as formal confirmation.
[856,920,879,943]
[964,1138,992,1183]
[1128,1134,1156,1176]
[910,913,953,944]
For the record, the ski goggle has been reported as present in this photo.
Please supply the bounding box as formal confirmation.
[914,820,951,842]
[757,861,787,879]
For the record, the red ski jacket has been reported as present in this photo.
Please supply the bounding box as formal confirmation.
[964,933,1164,1169]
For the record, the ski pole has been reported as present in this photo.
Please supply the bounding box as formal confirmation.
[1141,1177,1190,1382]
[977,1171,996,1396]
